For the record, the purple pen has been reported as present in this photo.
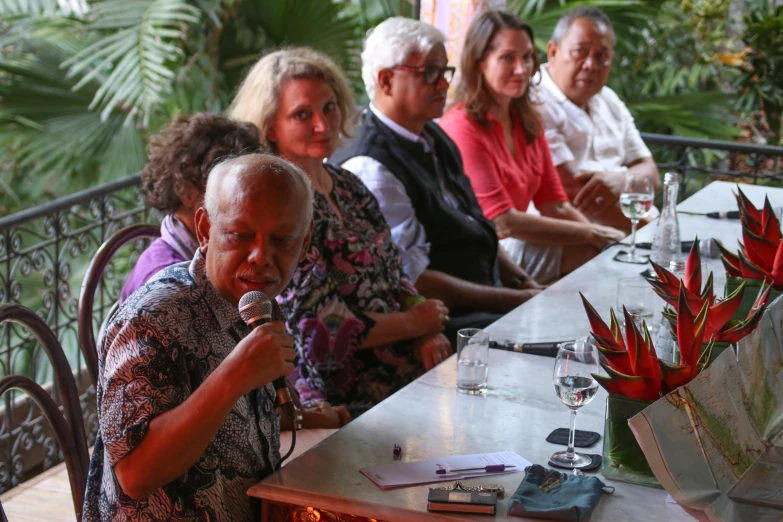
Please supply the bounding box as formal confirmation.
[435,464,515,475]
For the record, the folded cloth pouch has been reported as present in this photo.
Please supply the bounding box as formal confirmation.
[508,464,614,521]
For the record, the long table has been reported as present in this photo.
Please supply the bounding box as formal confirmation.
[249,181,783,521]
[487,181,783,345]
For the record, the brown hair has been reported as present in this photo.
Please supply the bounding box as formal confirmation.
[141,113,261,214]
[454,10,541,141]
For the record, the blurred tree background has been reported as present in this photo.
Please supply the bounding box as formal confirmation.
[1,0,781,215]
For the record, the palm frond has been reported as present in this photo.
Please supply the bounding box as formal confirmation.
[0,37,146,210]
[627,92,740,140]
[62,0,200,126]
[353,0,415,25]
[0,12,82,48]
[0,0,85,16]
[508,0,662,54]
[218,0,362,100]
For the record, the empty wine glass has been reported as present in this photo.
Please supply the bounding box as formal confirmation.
[616,171,654,264]
[550,340,601,469]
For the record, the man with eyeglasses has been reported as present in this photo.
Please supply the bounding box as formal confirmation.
[535,7,660,231]
[334,16,541,342]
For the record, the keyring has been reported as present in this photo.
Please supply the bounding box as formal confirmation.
[430,481,505,497]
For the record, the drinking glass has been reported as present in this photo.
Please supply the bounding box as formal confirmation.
[616,276,657,333]
[456,329,489,395]
[616,171,654,264]
[550,341,601,469]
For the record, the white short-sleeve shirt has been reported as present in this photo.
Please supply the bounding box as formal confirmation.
[533,64,652,174]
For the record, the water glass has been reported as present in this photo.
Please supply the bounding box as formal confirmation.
[550,341,600,469]
[616,276,658,333]
[617,171,654,264]
[456,328,489,395]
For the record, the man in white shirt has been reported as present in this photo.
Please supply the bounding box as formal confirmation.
[534,7,660,231]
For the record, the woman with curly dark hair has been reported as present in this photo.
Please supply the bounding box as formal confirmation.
[121,113,261,302]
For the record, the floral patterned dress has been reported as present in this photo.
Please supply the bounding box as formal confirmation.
[278,164,424,417]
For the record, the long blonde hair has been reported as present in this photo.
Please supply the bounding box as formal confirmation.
[228,47,355,151]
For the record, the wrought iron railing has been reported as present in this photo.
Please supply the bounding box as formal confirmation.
[641,133,783,200]
[0,174,159,492]
[0,133,780,494]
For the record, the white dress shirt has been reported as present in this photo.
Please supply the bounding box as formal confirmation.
[341,104,456,283]
[533,64,652,174]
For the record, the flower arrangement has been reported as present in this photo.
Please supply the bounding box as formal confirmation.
[585,187,777,485]
[580,288,713,401]
[715,188,782,290]
[581,238,772,402]
[646,237,771,345]
[581,288,717,484]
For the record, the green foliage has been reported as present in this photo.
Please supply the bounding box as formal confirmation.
[0,0,362,215]
[0,35,145,213]
[0,0,778,215]
[216,0,362,101]
[509,0,740,140]
[62,0,201,126]
[510,0,661,55]
[733,0,783,144]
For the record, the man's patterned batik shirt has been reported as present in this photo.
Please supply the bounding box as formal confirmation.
[83,249,280,522]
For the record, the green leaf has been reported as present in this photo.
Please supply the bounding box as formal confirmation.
[0,36,146,212]
[217,0,362,101]
[61,0,200,126]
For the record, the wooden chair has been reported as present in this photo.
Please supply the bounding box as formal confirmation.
[78,223,160,387]
[0,304,90,522]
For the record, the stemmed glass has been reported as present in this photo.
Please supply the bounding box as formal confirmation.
[616,171,654,264]
[550,340,600,469]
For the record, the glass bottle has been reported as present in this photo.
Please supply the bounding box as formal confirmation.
[650,172,682,269]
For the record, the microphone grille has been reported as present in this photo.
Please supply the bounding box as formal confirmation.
[238,291,273,326]
[700,238,720,259]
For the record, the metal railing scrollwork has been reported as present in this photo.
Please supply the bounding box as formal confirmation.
[641,133,783,200]
[0,174,159,492]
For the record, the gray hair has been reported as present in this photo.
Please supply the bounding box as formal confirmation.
[551,7,615,46]
[361,16,446,100]
[204,154,313,223]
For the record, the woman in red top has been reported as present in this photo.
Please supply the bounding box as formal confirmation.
[440,10,625,283]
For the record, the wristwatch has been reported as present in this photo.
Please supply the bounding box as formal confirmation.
[510,273,529,288]
[293,408,304,431]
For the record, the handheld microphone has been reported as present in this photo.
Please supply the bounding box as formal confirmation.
[238,291,295,419]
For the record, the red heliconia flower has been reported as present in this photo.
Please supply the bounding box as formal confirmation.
[580,291,712,401]
[715,188,783,290]
[645,236,772,344]
[658,286,713,391]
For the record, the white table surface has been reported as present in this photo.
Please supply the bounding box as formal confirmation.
[249,181,782,521]
[486,181,783,346]
[251,350,700,521]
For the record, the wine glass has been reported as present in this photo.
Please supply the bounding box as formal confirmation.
[550,340,600,469]
[616,276,657,333]
[616,171,654,264]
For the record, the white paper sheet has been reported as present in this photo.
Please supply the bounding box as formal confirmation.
[359,451,531,490]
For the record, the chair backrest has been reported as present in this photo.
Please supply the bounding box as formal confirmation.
[0,304,90,522]
[78,223,160,387]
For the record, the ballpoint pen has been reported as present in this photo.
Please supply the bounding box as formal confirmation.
[435,464,516,475]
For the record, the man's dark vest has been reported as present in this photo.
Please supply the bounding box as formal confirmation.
[332,110,500,286]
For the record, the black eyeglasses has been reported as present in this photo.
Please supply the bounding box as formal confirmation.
[392,65,456,85]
